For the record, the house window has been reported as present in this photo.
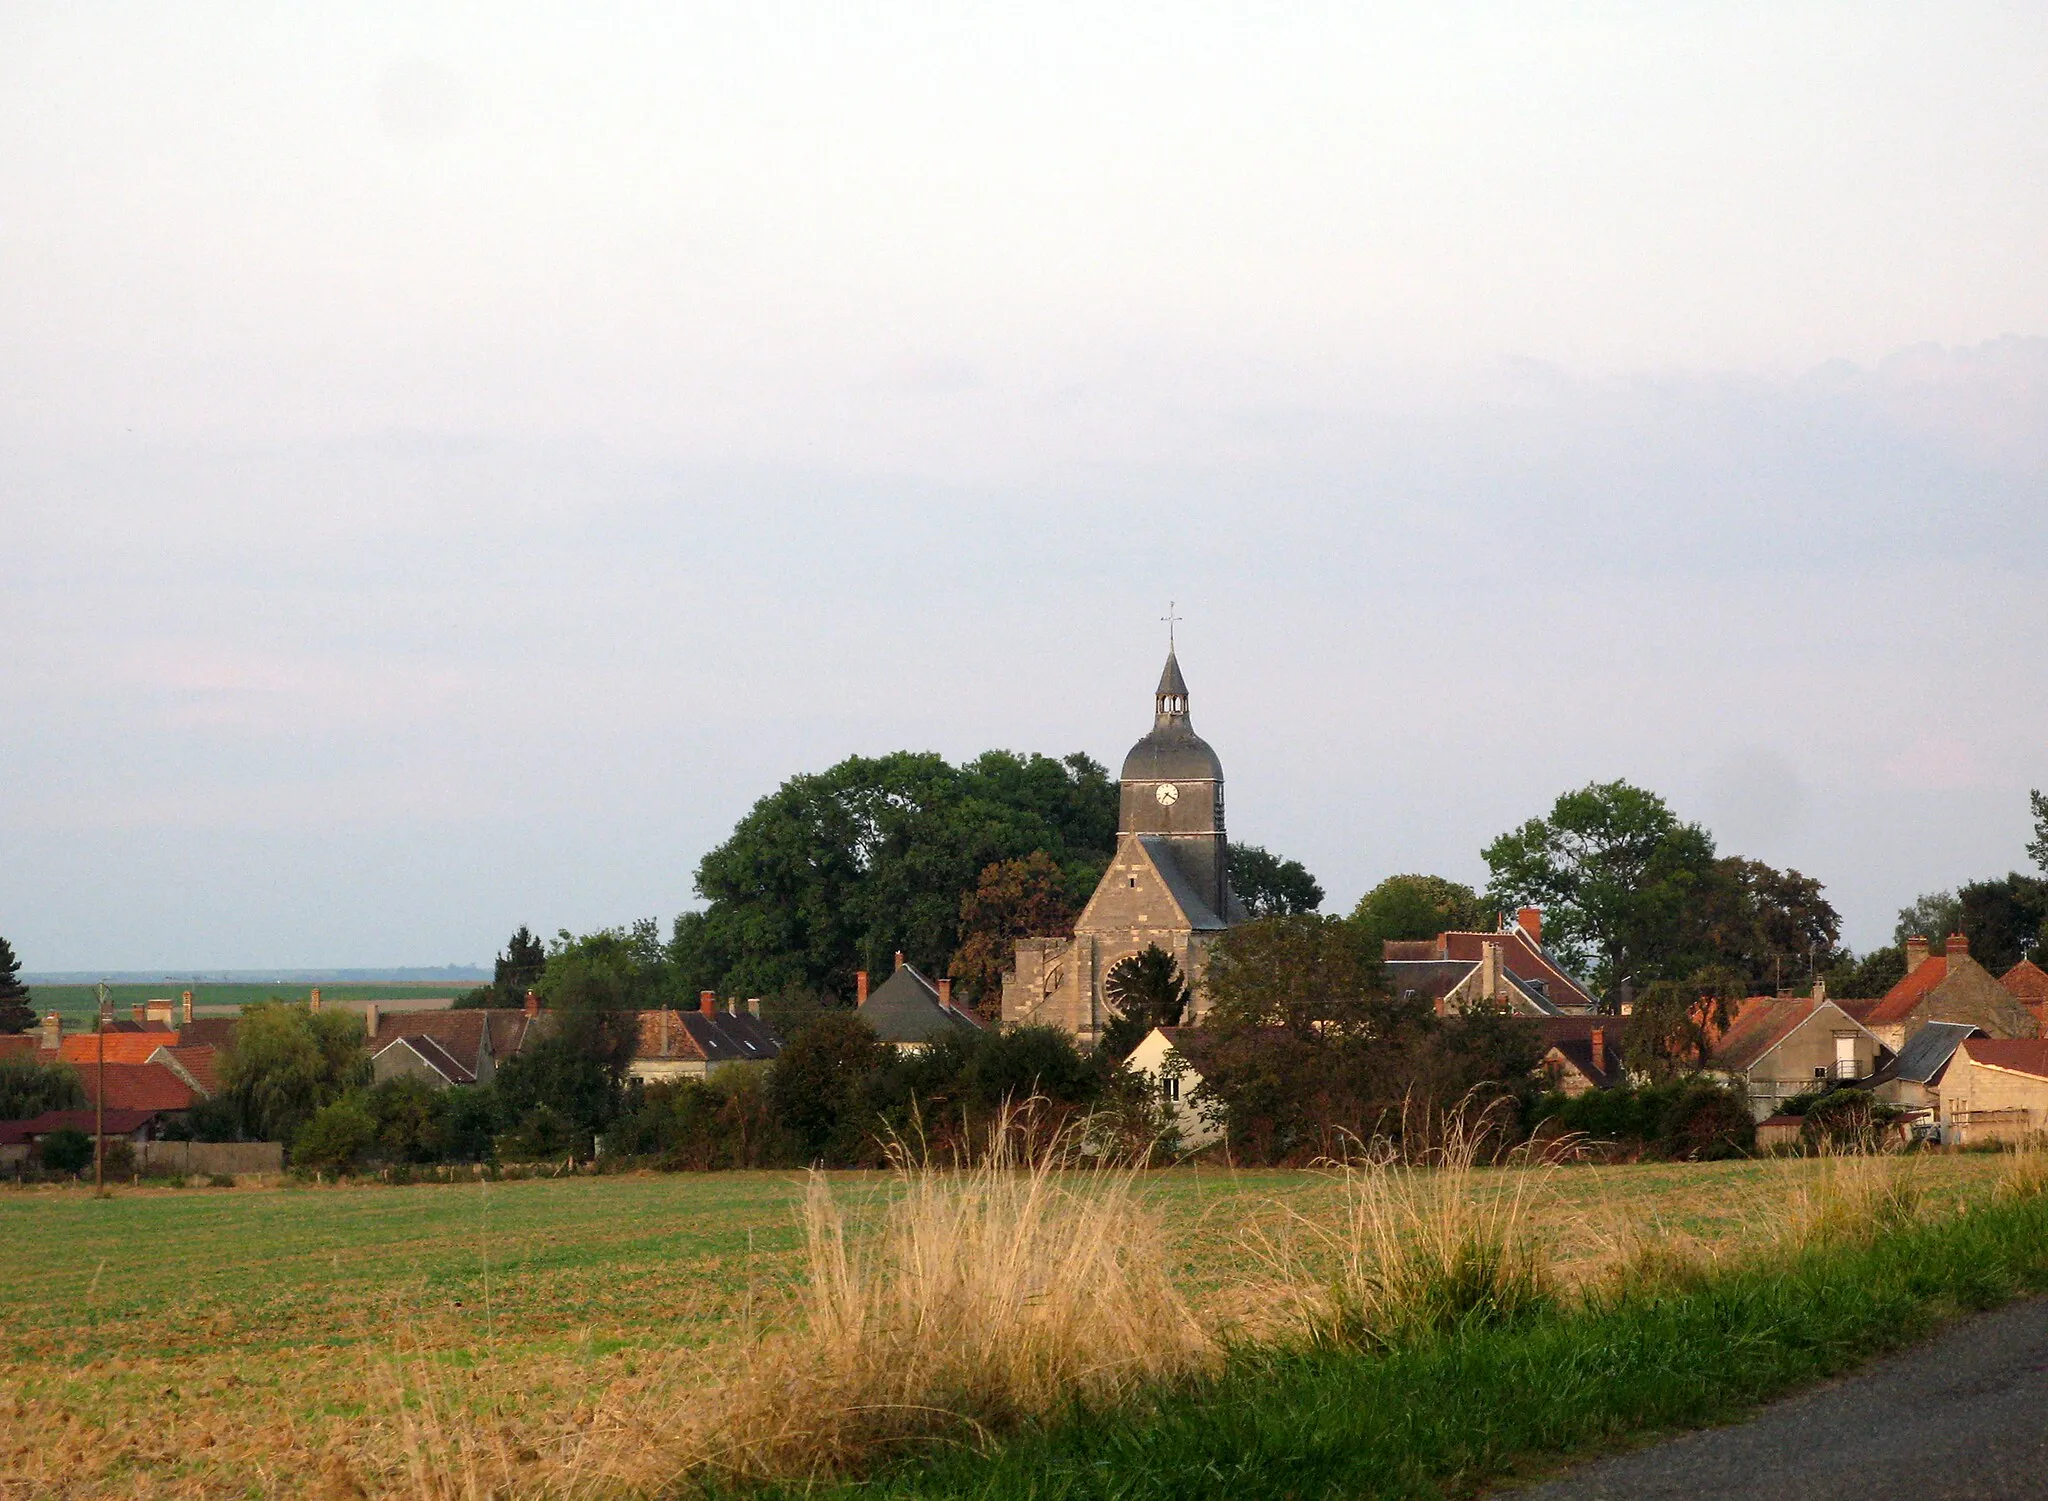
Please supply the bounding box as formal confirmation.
[1813,1065,1827,1079]
[1161,1074,1181,1103]
[1129,876,1138,888]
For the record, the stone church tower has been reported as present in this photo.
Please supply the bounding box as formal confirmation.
[1000,650,1246,1043]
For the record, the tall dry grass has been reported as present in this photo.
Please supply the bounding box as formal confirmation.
[1260,1112,1558,1349]
[1774,1145,1928,1250]
[362,1107,1215,1497]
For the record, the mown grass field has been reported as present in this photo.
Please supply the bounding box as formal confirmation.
[27,981,471,1032]
[0,1156,2014,1499]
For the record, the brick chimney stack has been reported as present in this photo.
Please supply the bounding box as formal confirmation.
[1591,1026,1606,1076]
[1904,936,1930,973]
[181,990,194,1025]
[1479,939,1504,1007]
[309,987,322,1012]
[131,1003,145,1024]
[523,989,540,1018]
[363,1002,379,1038]
[1947,932,1970,966]
[1516,908,1543,946]
[41,1013,61,1051]
[894,950,906,971]
[699,989,717,1020]
[747,997,762,1019]
[937,978,954,1012]
[856,970,869,1006]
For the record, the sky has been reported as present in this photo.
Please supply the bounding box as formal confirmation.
[3,4,2046,970]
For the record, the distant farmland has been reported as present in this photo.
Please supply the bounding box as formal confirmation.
[26,980,472,1030]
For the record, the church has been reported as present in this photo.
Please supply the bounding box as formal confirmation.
[1000,649,1249,1043]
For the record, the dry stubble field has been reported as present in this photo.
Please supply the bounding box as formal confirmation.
[0,1155,2011,1499]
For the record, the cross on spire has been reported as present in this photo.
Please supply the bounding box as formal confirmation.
[1160,601,1181,652]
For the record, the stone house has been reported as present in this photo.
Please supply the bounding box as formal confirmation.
[1384,908,1599,1016]
[1003,650,1247,1043]
[628,994,783,1082]
[365,1001,542,1087]
[1859,934,2038,1052]
[1936,1038,2048,1145]
[1873,1020,1983,1121]
[1707,995,1886,1120]
[858,958,985,1053]
[1534,1017,1626,1094]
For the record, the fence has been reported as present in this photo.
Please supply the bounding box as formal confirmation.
[138,1140,283,1176]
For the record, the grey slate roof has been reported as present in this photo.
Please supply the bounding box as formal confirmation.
[860,963,985,1044]
[1892,1021,1984,1084]
[1122,652,1224,782]
[1156,651,1190,699]
[375,1033,477,1085]
[1136,836,1227,930]
[1385,959,1480,1007]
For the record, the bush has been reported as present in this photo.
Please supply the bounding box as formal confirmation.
[101,1139,137,1178]
[208,1173,236,1188]
[0,1057,84,1118]
[293,1097,376,1172]
[1660,1080,1756,1160]
[39,1128,92,1175]
[1801,1089,1903,1153]
[497,1103,586,1162]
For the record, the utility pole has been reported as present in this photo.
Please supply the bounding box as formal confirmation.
[94,980,111,1196]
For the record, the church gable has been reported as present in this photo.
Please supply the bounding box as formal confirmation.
[1079,834,1210,938]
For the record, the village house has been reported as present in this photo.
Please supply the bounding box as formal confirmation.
[1936,1037,2048,1146]
[1384,908,1599,1017]
[628,993,783,1083]
[366,997,542,1088]
[1859,934,2038,1052]
[2000,958,2048,1031]
[1121,1025,1231,1149]
[1872,1020,1983,1125]
[1707,992,1886,1120]
[859,958,985,1053]
[1534,1016,1627,1094]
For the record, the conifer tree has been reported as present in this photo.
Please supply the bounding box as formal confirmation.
[0,937,34,1035]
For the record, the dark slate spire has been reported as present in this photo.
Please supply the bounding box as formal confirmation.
[1155,650,1190,721]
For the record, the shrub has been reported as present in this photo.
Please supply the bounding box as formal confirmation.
[208,1173,236,1188]
[101,1139,137,1178]
[0,1057,84,1118]
[1800,1089,1903,1153]
[39,1128,92,1175]
[1659,1080,1756,1160]
[293,1097,376,1172]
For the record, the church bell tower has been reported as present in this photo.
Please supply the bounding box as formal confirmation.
[1118,649,1233,921]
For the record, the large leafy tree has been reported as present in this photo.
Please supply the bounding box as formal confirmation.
[1894,890,1963,949]
[1483,781,1718,994]
[1958,874,2048,972]
[2029,789,2048,875]
[672,750,1116,1000]
[1203,915,1397,1041]
[0,1056,83,1117]
[948,853,1081,1019]
[1228,845,1325,917]
[1348,874,1490,949]
[0,937,33,1034]
[767,1009,895,1162]
[541,921,673,1011]
[1099,945,1192,1061]
[1692,858,1843,994]
[220,1003,371,1144]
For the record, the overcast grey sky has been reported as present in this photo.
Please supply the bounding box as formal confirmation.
[3,4,2045,969]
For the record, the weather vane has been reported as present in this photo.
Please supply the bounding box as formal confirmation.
[1161,601,1181,652]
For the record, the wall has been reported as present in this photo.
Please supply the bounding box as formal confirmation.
[1938,1053,2048,1144]
[138,1141,284,1176]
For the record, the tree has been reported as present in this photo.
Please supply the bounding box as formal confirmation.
[949,853,1079,1019]
[0,1057,83,1117]
[457,926,551,1008]
[1204,916,1396,1041]
[1228,845,1325,917]
[0,936,33,1035]
[495,1003,639,1149]
[1483,781,1719,994]
[671,750,1116,1001]
[767,1010,894,1162]
[1691,858,1842,994]
[40,1127,92,1175]
[1099,946,1193,1061]
[2030,789,2048,876]
[1349,874,1489,949]
[1958,874,2048,972]
[1825,945,1908,1000]
[1895,890,1963,949]
[957,1026,1096,1110]
[220,1003,371,1144]
[541,921,673,1012]
[1624,975,1741,1080]
[293,1097,376,1172]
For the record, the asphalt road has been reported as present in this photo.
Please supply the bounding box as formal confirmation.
[1515,1296,2048,1499]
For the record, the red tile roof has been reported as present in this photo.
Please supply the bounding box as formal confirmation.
[1960,1039,2048,1081]
[2000,960,2048,1006]
[1711,997,1822,1073]
[80,1062,197,1113]
[59,1032,185,1066]
[0,1035,39,1061]
[155,1044,220,1096]
[1862,957,1950,1027]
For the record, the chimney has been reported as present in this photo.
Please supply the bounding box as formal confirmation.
[1591,1026,1607,1077]
[747,997,762,1019]
[523,988,540,1018]
[1811,977,1827,1002]
[937,978,954,1013]
[1905,936,1930,974]
[894,950,906,971]
[181,989,193,1025]
[1947,932,1970,966]
[1516,908,1543,946]
[856,970,869,1007]
[131,1004,145,1024]
[309,987,322,1012]
[1479,939,1504,1008]
[363,1002,379,1038]
[727,996,739,1016]
[40,1013,61,1051]
[700,989,717,1020]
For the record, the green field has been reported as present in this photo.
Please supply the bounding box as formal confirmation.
[23,980,473,1031]
[0,1158,2013,1499]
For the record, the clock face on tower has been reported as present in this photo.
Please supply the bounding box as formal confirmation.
[1154,783,1179,806]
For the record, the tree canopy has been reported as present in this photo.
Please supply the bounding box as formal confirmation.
[1228,844,1325,917]
[670,750,1117,1001]
[1894,889,1963,949]
[0,936,32,1035]
[1958,874,2048,972]
[2029,789,2048,876]
[948,853,1081,1018]
[1348,874,1489,949]
[220,1003,371,1144]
